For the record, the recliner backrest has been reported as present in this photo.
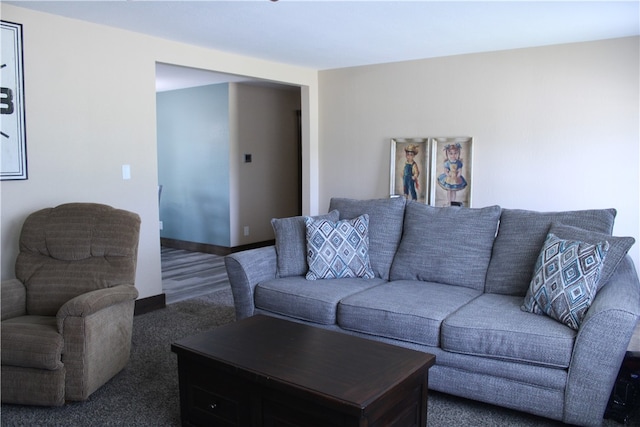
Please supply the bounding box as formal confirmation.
[15,203,140,316]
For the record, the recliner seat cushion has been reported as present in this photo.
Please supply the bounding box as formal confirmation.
[254,276,386,324]
[1,365,66,406]
[1,316,63,370]
[441,294,577,368]
[338,280,481,346]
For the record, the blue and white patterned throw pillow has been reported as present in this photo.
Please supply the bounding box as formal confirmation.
[521,233,609,330]
[304,214,375,280]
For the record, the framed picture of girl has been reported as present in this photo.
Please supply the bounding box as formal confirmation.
[389,138,430,203]
[430,137,473,207]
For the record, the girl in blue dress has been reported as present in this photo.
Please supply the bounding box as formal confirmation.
[437,143,467,206]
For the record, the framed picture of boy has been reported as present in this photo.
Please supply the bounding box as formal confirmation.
[389,138,430,203]
[430,137,473,207]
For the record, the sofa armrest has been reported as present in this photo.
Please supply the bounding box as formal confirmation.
[1,279,27,320]
[224,246,277,320]
[564,255,640,426]
[56,284,139,333]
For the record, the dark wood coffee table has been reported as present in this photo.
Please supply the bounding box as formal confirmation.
[171,315,435,427]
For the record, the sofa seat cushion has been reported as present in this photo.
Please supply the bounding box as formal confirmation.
[337,280,481,346]
[441,294,576,368]
[1,315,63,370]
[254,276,386,325]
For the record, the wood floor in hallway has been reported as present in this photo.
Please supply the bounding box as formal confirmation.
[161,247,230,305]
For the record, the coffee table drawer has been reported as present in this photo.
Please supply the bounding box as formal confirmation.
[191,385,239,426]
[177,361,250,426]
[261,391,348,427]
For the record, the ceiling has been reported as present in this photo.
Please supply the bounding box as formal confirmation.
[8,1,640,91]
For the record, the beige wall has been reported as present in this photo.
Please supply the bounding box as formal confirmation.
[0,5,318,299]
[2,4,637,299]
[229,83,301,246]
[318,37,639,270]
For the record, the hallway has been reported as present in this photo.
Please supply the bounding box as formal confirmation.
[161,247,229,304]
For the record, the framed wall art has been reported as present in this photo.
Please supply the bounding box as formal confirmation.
[1,20,28,180]
[430,137,473,207]
[389,138,430,203]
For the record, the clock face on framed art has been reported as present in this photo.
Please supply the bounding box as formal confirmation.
[1,20,27,180]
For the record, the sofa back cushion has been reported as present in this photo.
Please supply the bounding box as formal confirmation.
[329,197,406,280]
[484,208,616,296]
[390,202,501,291]
[271,210,340,278]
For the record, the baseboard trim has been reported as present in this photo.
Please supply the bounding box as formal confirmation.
[231,240,276,253]
[135,293,166,315]
[160,237,274,255]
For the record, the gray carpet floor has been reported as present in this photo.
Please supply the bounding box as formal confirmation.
[1,287,637,426]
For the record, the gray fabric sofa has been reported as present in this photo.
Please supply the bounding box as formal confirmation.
[225,197,640,426]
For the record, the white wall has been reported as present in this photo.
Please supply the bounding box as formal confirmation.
[318,37,639,271]
[229,83,301,247]
[0,5,318,299]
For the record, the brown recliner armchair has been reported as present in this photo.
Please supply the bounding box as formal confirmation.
[1,203,140,406]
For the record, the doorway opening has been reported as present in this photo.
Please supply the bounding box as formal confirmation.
[155,62,303,301]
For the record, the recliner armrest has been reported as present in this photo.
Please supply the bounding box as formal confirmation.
[56,284,139,333]
[1,279,27,320]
